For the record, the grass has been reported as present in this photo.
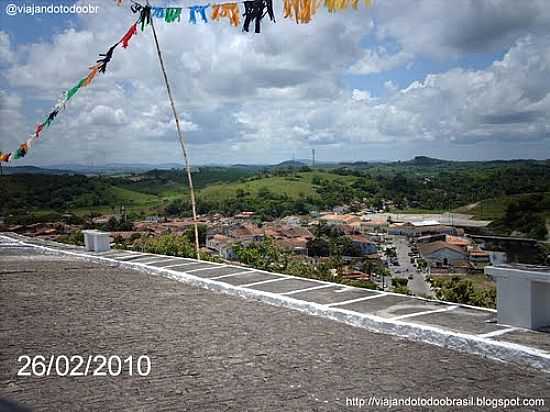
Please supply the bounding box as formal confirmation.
[37,186,169,217]
[456,192,550,220]
[26,171,357,217]
[108,186,159,205]
[433,274,495,289]
[198,171,357,201]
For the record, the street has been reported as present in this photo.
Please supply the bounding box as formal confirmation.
[387,236,432,297]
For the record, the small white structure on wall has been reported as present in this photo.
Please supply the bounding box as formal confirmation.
[485,265,550,330]
[82,230,111,253]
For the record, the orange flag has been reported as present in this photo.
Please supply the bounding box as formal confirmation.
[82,64,101,87]
[284,0,321,23]
[211,3,241,27]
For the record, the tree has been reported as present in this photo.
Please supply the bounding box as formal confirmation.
[430,276,495,308]
[184,224,208,246]
[234,238,289,272]
[236,188,248,198]
[307,238,330,257]
[257,186,273,199]
[391,278,410,295]
[134,234,195,257]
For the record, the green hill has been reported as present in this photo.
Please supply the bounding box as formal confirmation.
[457,192,550,220]
[0,174,162,217]
[198,171,357,202]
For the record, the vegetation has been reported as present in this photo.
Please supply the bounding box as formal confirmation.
[2,158,549,239]
[391,278,411,295]
[121,234,221,262]
[429,275,497,309]
[233,238,378,289]
[489,193,549,239]
[57,230,84,246]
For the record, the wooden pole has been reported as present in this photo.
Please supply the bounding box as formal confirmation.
[149,14,201,260]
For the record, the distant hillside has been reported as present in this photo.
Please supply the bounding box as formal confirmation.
[0,166,77,175]
[45,163,184,175]
[0,174,160,216]
[405,156,449,165]
[274,160,308,168]
[3,159,550,232]
[198,171,357,202]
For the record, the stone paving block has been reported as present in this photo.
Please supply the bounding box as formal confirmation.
[407,307,502,335]
[148,258,193,267]
[185,266,253,278]
[96,250,131,257]
[219,271,283,286]
[249,278,325,294]
[169,262,219,273]
[380,301,449,317]
[335,295,411,312]
[125,255,168,262]
[494,330,550,353]
[289,285,379,305]
[116,254,157,261]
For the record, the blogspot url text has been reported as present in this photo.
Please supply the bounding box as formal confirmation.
[346,396,545,410]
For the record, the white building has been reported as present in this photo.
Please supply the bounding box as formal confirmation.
[388,220,459,237]
[417,241,468,267]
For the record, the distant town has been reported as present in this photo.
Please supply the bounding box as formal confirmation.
[2,157,549,309]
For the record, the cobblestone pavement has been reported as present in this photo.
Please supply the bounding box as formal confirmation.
[1,242,549,411]
[5,233,550,363]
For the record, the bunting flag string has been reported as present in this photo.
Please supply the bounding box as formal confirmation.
[165,7,183,23]
[0,20,140,162]
[1,0,373,163]
[189,5,209,24]
[124,0,371,31]
[284,0,321,23]
[120,23,138,48]
[211,3,241,26]
[97,43,120,73]
[243,0,276,33]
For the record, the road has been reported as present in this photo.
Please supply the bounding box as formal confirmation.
[388,235,432,297]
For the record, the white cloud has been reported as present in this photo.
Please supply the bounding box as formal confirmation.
[0,89,27,154]
[349,47,412,74]
[0,32,15,65]
[373,0,550,59]
[229,35,550,152]
[1,1,550,164]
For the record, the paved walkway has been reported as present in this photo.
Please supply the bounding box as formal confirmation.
[1,238,549,411]
[1,233,550,372]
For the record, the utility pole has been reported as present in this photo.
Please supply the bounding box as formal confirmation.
[312,148,316,168]
[149,9,200,260]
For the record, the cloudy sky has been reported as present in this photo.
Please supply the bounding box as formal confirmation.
[1,0,550,166]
